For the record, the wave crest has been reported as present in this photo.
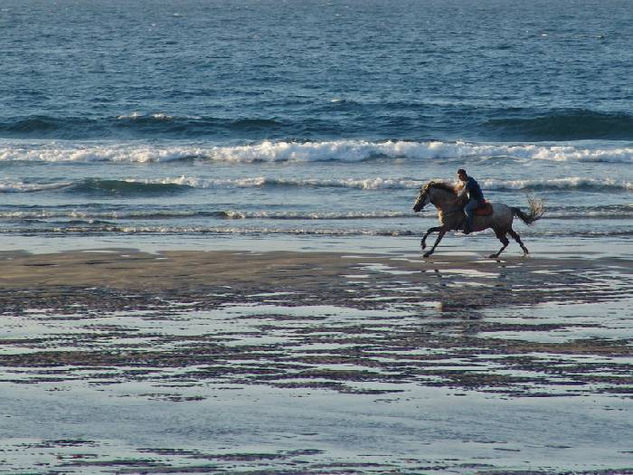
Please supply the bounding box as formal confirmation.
[67,178,192,196]
[2,139,633,164]
[481,177,633,193]
[485,109,633,141]
[1,175,631,195]
[0,114,287,140]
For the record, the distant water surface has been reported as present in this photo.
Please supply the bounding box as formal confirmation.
[0,0,632,252]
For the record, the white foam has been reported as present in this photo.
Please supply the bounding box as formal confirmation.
[0,174,631,194]
[128,175,633,192]
[2,139,633,164]
[0,181,72,193]
[481,177,633,192]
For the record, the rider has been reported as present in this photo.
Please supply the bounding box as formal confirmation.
[457,168,485,234]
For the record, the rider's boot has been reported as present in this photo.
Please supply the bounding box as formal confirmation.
[463,217,473,234]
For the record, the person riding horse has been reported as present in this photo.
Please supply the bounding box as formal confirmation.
[412,178,543,258]
[457,168,484,234]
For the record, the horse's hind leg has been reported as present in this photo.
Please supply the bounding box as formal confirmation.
[489,231,509,259]
[509,228,529,255]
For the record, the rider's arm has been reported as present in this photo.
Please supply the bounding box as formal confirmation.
[456,182,468,200]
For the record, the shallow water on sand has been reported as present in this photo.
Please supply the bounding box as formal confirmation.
[0,252,631,473]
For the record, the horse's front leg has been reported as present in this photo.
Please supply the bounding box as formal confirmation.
[421,226,443,250]
[423,228,447,258]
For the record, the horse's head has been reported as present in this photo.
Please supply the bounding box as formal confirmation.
[413,181,458,212]
[412,183,431,212]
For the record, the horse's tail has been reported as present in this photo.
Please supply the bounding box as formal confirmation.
[511,196,545,225]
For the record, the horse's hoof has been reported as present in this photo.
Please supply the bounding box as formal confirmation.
[423,251,433,258]
[488,253,499,259]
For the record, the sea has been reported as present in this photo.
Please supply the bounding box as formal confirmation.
[2,0,633,256]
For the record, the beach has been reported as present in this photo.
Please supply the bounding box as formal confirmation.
[1,246,632,473]
[3,0,633,472]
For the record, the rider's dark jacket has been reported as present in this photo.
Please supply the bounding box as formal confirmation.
[461,176,484,202]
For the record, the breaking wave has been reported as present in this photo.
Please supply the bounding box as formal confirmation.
[2,139,633,164]
[481,177,633,193]
[1,176,631,195]
[66,178,193,196]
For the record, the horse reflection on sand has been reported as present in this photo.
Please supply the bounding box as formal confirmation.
[412,181,544,258]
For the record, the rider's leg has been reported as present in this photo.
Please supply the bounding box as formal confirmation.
[463,199,477,233]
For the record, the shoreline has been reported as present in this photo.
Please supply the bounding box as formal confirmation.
[0,248,629,313]
[2,246,631,291]
[1,247,632,318]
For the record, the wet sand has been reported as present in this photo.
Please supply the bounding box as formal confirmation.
[1,249,632,473]
[1,248,631,307]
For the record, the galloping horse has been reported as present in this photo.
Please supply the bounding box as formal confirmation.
[412,181,544,258]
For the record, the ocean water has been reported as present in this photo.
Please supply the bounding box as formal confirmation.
[1,0,633,254]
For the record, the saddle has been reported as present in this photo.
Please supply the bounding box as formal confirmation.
[474,200,493,216]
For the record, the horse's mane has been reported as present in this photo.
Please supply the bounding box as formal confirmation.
[426,181,458,195]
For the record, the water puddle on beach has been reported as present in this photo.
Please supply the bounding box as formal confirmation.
[0,255,632,473]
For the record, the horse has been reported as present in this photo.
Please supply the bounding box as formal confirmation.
[412,181,544,258]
